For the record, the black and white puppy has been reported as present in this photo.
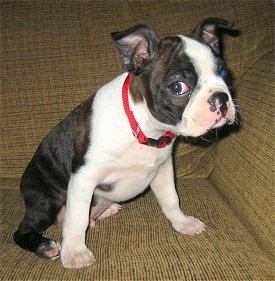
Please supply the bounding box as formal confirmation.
[14,18,237,268]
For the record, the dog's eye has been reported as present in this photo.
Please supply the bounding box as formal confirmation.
[219,67,229,78]
[168,82,190,96]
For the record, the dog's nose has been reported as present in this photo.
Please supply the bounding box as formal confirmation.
[208,91,229,117]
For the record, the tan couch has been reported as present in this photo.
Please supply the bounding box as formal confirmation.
[1,1,274,280]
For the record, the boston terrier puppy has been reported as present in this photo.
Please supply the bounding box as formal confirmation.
[14,18,237,268]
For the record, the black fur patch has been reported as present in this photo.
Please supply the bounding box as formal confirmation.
[72,96,94,173]
[14,96,94,255]
[131,37,198,126]
[95,183,114,192]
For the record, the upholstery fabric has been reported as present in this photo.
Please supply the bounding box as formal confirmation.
[1,179,274,280]
[1,0,273,179]
[210,52,275,259]
[0,0,274,280]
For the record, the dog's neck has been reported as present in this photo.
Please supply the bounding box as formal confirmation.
[123,74,176,148]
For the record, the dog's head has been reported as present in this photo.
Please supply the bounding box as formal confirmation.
[112,19,237,137]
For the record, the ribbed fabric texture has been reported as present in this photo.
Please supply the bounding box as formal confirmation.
[1,0,273,178]
[210,52,275,259]
[1,0,274,280]
[1,179,274,280]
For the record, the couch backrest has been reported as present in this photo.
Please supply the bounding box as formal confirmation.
[211,51,274,258]
[1,0,273,182]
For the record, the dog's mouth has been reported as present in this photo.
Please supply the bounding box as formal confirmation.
[177,111,236,138]
[178,94,236,138]
[211,115,234,128]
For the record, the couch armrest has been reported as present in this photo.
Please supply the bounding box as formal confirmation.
[210,52,274,258]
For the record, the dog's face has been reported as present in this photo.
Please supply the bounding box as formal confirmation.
[112,19,236,137]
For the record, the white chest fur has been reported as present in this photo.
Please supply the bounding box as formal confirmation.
[94,140,172,202]
[83,73,173,202]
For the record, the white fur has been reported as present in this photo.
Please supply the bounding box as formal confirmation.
[61,37,235,268]
[176,36,235,137]
[61,73,205,268]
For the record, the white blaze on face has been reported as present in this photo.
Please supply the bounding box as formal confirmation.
[179,35,217,77]
[176,35,235,137]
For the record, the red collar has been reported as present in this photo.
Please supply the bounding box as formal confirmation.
[122,74,176,148]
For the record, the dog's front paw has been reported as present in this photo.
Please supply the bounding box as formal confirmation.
[61,246,96,269]
[172,216,205,235]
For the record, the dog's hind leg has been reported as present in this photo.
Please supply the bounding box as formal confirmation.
[14,195,63,260]
[97,203,121,220]
[89,196,121,228]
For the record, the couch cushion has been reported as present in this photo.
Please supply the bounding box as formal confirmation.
[0,1,95,178]
[211,52,275,259]
[1,178,273,280]
[1,0,273,180]
[1,0,217,180]
[82,0,273,79]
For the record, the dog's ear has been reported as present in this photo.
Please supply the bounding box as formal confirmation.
[111,25,160,75]
[192,18,236,55]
